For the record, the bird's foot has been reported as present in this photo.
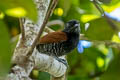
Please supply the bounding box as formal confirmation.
[55,57,69,68]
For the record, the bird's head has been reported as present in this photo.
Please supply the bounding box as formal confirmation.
[63,20,80,34]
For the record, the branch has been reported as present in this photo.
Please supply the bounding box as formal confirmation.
[33,50,67,77]
[8,51,67,80]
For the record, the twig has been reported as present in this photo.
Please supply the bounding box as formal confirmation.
[27,0,59,57]
[19,18,25,44]
[92,0,104,15]
[92,0,119,31]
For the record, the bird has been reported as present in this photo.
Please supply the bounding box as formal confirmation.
[36,20,80,66]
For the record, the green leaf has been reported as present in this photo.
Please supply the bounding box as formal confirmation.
[0,0,38,22]
[0,20,11,77]
[85,18,115,40]
[38,72,50,80]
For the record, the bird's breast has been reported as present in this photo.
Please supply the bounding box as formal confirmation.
[62,33,79,53]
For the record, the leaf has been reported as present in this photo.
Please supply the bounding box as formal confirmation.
[0,0,38,22]
[0,20,12,77]
[38,72,50,80]
[85,18,115,40]
[81,14,100,23]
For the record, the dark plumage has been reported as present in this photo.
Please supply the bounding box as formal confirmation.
[36,20,80,66]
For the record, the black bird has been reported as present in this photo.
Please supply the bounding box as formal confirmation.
[36,20,80,66]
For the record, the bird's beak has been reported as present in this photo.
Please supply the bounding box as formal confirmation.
[70,23,79,30]
[75,24,79,27]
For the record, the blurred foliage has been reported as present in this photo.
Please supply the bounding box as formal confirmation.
[0,20,11,77]
[0,0,38,22]
[0,0,120,80]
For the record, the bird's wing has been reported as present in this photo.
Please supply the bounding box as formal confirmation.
[38,31,68,44]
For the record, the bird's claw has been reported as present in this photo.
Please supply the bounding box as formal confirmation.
[55,58,69,68]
